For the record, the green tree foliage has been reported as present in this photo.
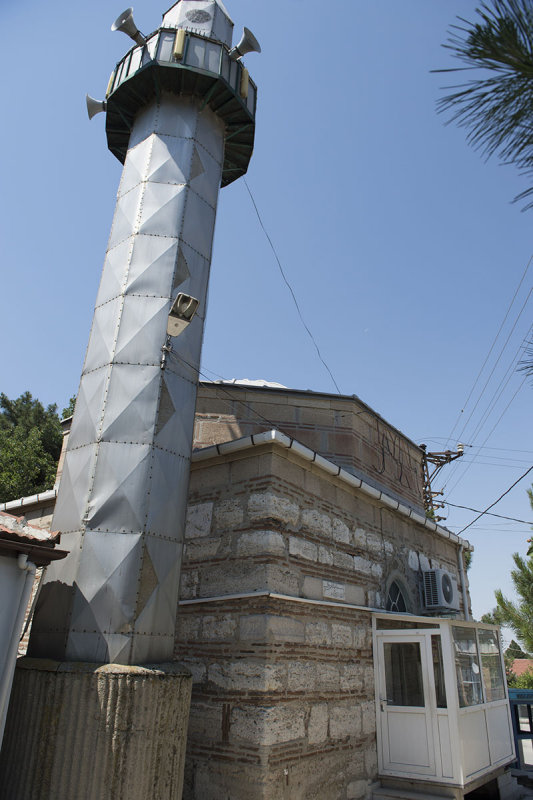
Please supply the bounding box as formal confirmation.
[0,392,63,503]
[488,485,533,653]
[61,395,76,420]
[437,0,533,209]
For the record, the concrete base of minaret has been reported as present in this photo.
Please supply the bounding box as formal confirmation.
[0,658,191,800]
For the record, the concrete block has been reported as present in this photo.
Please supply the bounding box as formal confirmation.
[176,616,200,642]
[239,614,305,643]
[330,704,361,739]
[289,535,318,562]
[236,530,286,557]
[332,623,352,647]
[178,569,198,599]
[366,534,382,556]
[202,615,237,640]
[333,550,354,570]
[370,562,383,578]
[323,580,345,601]
[383,540,394,556]
[288,661,317,691]
[306,620,331,645]
[408,549,419,570]
[353,625,371,650]
[185,502,213,539]
[365,746,378,777]
[184,537,220,560]
[340,664,363,692]
[332,517,350,544]
[214,499,244,529]
[353,556,373,574]
[318,545,334,565]
[187,702,222,741]
[301,508,332,536]
[208,661,286,692]
[345,584,365,605]
[347,779,370,799]
[353,527,367,548]
[247,492,299,526]
[308,703,328,744]
[230,704,306,746]
[303,575,324,600]
[320,663,341,691]
[419,553,430,571]
[361,701,376,735]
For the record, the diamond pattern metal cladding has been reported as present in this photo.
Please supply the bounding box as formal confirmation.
[138,182,188,238]
[113,295,168,365]
[107,184,143,250]
[146,449,190,537]
[88,442,152,533]
[100,364,161,444]
[134,535,183,635]
[181,189,217,259]
[155,369,197,451]
[118,135,153,198]
[172,245,191,291]
[69,531,142,633]
[126,235,179,297]
[153,95,199,140]
[136,543,159,617]
[189,144,223,208]
[52,446,95,533]
[67,368,108,451]
[127,100,159,149]
[196,107,225,164]
[83,297,122,374]
[147,135,193,186]
[95,238,133,307]
[66,631,132,664]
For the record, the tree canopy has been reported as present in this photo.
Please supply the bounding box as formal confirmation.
[437,0,533,209]
[0,392,65,503]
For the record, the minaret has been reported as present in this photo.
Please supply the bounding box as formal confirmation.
[29,0,258,665]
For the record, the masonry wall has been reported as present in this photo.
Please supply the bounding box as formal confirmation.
[175,443,469,800]
[193,384,426,512]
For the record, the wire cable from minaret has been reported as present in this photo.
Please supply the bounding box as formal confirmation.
[243,179,341,394]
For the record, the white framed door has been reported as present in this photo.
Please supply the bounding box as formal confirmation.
[376,631,438,777]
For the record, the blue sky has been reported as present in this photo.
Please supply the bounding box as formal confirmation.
[1,0,532,632]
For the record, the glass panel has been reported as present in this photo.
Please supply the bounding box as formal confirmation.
[205,42,221,73]
[515,704,533,733]
[142,34,158,65]
[376,618,436,630]
[386,580,407,613]
[186,39,205,69]
[478,629,505,702]
[221,50,230,82]
[128,47,143,76]
[518,737,533,769]
[114,59,125,89]
[432,635,447,708]
[158,32,175,62]
[229,58,238,90]
[247,82,256,114]
[453,626,483,707]
[384,642,425,707]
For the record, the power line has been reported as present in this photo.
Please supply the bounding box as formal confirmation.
[243,179,341,394]
[457,465,533,535]
[445,501,533,525]
[445,374,528,498]
[455,287,532,444]
[444,253,533,448]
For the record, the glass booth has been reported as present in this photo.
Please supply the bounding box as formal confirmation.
[373,614,515,788]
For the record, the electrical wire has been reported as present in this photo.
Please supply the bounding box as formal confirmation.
[457,465,533,535]
[444,253,533,448]
[445,374,528,497]
[445,502,533,525]
[243,179,341,394]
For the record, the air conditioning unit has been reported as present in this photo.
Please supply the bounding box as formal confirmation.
[422,569,460,612]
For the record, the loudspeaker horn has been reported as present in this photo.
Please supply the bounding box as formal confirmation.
[86,94,107,120]
[229,27,261,60]
[111,7,146,45]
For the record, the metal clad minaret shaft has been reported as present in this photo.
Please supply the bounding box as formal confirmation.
[29,0,257,665]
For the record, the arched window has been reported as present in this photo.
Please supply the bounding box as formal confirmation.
[386,580,408,613]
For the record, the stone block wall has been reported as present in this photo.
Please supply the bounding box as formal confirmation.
[193,383,426,511]
[175,441,469,799]
[176,594,376,800]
